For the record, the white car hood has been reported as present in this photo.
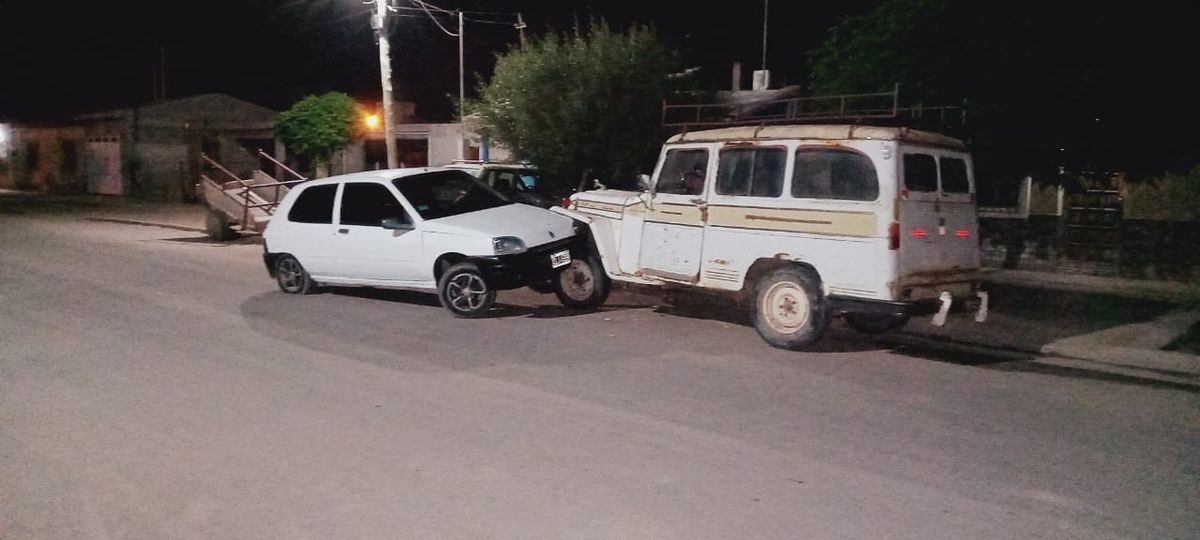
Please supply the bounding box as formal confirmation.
[421,203,575,248]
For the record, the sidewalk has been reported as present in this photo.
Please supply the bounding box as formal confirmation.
[984,267,1198,303]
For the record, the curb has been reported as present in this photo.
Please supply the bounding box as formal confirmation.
[84,217,205,234]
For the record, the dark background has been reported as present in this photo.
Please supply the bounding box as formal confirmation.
[1,1,1195,174]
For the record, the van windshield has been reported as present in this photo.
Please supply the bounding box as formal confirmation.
[393,170,511,220]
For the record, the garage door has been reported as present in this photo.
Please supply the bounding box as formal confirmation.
[86,139,122,195]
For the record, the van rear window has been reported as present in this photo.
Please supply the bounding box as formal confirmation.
[903,154,938,192]
[940,157,970,193]
[792,148,878,201]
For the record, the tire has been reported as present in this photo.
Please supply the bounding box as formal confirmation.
[437,262,496,318]
[204,209,236,241]
[751,266,830,350]
[844,313,910,335]
[275,254,316,294]
[554,254,611,309]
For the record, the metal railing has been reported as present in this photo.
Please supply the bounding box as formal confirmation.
[201,153,307,229]
[661,84,966,130]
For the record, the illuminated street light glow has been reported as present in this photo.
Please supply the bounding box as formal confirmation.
[364,114,380,130]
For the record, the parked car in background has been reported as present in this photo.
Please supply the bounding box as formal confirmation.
[262,167,607,317]
[443,161,557,208]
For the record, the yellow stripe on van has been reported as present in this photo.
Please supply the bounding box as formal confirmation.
[575,200,625,214]
[646,203,704,226]
[707,206,878,237]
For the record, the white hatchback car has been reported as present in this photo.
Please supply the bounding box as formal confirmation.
[262,168,610,317]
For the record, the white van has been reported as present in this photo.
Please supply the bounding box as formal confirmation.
[555,124,987,349]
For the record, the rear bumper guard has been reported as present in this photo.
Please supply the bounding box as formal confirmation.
[829,290,989,325]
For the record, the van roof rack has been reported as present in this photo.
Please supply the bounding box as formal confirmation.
[661,84,966,133]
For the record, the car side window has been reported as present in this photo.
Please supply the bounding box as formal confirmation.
[287,184,336,224]
[939,157,970,193]
[903,154,938,192]
[656,149,709,196]
[792,148,879,201]
[340,182,407,227]
[716,147,785,197]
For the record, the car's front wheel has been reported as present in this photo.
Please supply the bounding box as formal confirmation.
[438,263,496,318]
[554,254,611,309]
[275,254,316,294]
[751,266,830,350]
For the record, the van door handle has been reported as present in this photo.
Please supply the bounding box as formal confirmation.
[337,228,349,234]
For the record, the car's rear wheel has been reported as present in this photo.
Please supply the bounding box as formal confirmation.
[554,254,610,309]
[752,266,830,350]
[844,313,910,335]
[438,263,496,318]
[275,254,315,294]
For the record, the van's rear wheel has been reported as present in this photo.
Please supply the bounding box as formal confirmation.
[752,266,830,350]
[844,313,910,335]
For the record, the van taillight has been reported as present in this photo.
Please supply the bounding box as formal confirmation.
[955,228,970,237]
[561,196,573,209]
[888,222,900,250]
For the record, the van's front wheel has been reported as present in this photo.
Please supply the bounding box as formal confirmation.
[554,255,611,309]
[752,266,830,350]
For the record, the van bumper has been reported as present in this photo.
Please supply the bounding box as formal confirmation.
[830,289,984,317]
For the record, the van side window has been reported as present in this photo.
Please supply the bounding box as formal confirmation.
[717,147,785,197]
[656,149,709,196]
[287,184,337,224]
[903,154,938,192]
[340,182,406,227]
[939,157,970,193]
[792,148,879,201]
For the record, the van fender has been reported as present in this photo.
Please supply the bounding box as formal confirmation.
[550,206,622,279]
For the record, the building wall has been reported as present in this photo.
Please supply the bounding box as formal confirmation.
[0,126,86,193]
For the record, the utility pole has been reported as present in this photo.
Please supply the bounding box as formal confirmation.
[373,0,398,168]
[458,10,465,122]
[761,0,769,70]
[516,13,526,45]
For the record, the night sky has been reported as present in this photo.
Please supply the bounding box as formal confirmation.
[0,0,883,120]
[1,0,1195,169]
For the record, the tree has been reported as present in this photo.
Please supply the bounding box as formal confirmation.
[807,0,1200,188]
[468,20,678,195]
[275,92,362,177]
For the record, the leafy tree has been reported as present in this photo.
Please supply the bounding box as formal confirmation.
[275,92,362,177]
[468,20,679,195]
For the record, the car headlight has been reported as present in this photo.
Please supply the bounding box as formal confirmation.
[492,236,527,255]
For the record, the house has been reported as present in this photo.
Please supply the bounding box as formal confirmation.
[0,94,279,201]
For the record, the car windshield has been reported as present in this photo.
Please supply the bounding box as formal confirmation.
[393,170,511,220]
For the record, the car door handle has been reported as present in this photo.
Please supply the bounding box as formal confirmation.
[337,228,349,234]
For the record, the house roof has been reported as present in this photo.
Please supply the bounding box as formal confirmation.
[75,93,278,130]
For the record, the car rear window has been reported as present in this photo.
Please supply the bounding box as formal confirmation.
[903,154,938,192]
[716,147,785,197]
[792,148,879,201]
[939,157,970,193]
[287,184,336,224]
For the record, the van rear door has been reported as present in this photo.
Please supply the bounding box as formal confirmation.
[897,150,979,290]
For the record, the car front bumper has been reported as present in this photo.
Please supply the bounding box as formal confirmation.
[474,237,580,290]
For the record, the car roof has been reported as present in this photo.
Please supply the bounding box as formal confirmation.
[667,124,967,150]
[297,167,467,187]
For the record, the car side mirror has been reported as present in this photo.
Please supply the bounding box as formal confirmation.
[380,216,412,230]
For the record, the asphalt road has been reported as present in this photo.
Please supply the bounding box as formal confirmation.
[2,214,1197,539]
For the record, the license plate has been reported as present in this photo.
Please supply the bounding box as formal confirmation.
[550,250,571,268]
